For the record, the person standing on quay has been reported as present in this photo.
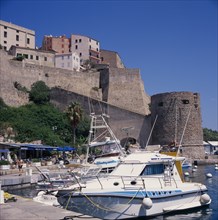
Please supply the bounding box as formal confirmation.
[17,159,23,176]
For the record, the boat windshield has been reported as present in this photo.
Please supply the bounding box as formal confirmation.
[140,164,164,175]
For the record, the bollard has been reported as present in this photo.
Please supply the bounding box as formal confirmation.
[0,181,5,204]
[25,168,32,176]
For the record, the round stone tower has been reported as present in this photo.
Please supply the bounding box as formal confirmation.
[151,92,205,159]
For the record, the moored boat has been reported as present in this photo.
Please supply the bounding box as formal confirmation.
[56,150,211,219]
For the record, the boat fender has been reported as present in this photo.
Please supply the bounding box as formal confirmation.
[37,191,46,196]
[184,172,189,176]
[200,194,211,205]
[142,197,153,209]
[206,173,212,178]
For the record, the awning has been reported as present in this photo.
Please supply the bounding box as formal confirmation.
[19,144,57,151]
[57,146,75,151]
[0,149,9,153]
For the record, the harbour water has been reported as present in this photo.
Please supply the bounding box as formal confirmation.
[8,165,218,220]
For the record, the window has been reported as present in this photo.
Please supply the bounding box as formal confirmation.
[79,52,82,57]
[4,31,7,37]
[36,56,39,60]
[27,38,30,44]
[17,53,22,57]
[96,41,98,45]
[4,26,7,29]
[16,44,19,46]
[75,45,78,49]
[140,164,164,175]
[16,30,19,33]
[23,54,28,59]
[75,39,78,43]
[4,41,7,44]
[89,45,91,49]
[16,35,19,41]
[44,57,47,61]
[62,44,64,48]
[158,102,163,107]
[182,100,189,104]
[101,57,104,61]
[30,55,33,59]
[62,56,64,60]
[79,39,82,43]
[4,46,7,50]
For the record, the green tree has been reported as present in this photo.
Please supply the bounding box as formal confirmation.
[29,81,50,104]
[66,102,83,144]
[203,128,218,141]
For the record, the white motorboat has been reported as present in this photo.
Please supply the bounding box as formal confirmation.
[56,150,211,219]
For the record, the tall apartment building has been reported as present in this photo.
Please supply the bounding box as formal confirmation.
[70,34,101,64]
[100,49,125,68]
[41,35,70,53]
[0,20,35,51]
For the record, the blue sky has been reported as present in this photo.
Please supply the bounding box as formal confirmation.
[1,0,217,130]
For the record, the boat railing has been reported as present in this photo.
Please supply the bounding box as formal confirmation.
[85,174,179,190]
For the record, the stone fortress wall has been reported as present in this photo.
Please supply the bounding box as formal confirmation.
[0,50,149,115]
[151,92,205,159]
[0,49,205,158]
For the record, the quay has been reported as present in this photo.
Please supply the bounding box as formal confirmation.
[0,165,100,220]
[0,195,100,220]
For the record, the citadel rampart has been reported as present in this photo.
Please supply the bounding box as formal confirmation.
[0,50,205,159]
[50,87,151,147]
[0,50,150,116]
[151,92,205,159]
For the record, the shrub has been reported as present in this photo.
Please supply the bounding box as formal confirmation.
[0,160,10,165]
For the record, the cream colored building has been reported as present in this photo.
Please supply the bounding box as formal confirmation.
[70,34,101,65]
[0,20,35,51]
[8,46,55,67]
[55,52,80,71]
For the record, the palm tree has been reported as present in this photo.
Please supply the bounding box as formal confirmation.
[66,102,83,144]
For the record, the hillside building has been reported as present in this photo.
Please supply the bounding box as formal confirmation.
[100,49,125,68]
[0,20,35,51]
[70,34,101,65]
[55,52,80,71]
[41,35,70,54]
[8,46,55,67]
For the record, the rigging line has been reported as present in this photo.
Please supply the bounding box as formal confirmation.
[146,114,158,147]
[177,106,192,157]
[88,96,91,115]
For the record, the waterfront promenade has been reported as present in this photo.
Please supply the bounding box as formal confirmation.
[0,195,100,220]
[0,165,100,220]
